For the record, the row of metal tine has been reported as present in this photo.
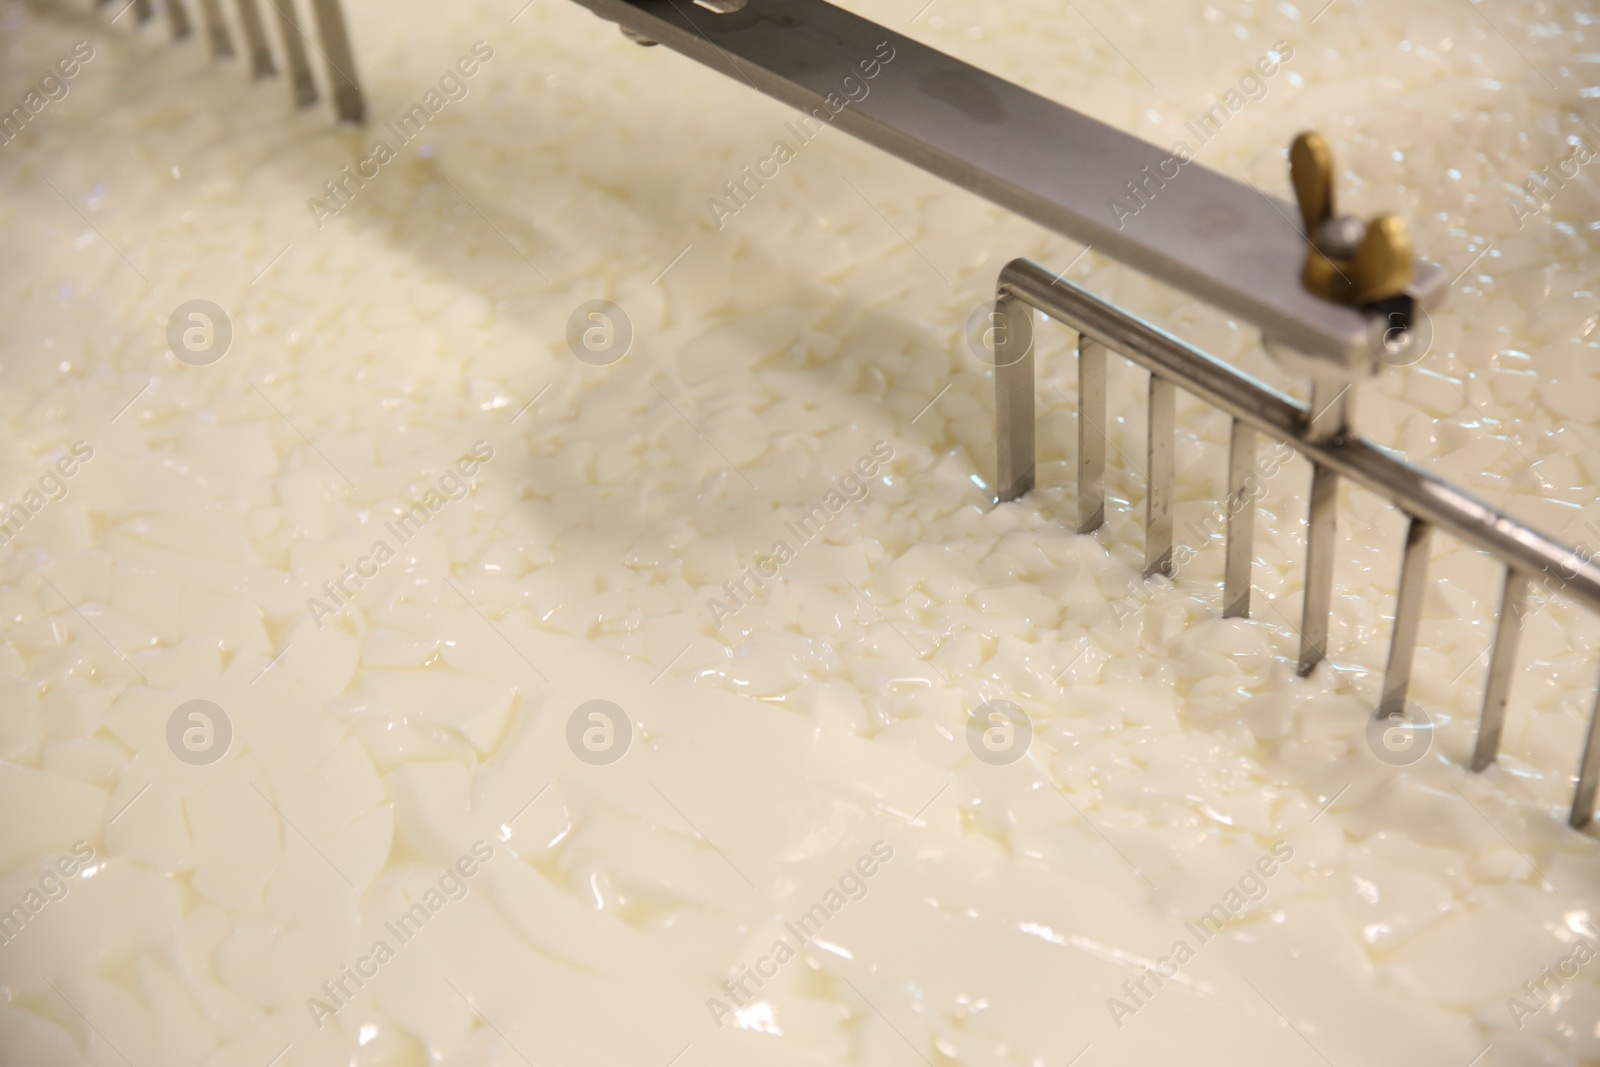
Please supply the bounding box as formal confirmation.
[990,256,1600,831]
[93,0,365,123]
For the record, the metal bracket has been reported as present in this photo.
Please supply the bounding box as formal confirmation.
[570,0,1446,368]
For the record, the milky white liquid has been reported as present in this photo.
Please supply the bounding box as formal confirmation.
[0,0,1597,1065]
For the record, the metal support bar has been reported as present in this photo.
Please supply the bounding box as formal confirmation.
[196,0,234,58]
[235,0,277,78]
[1378,516,1432,718]
[993,290,1035,504]
[1574,683,1600,829]
[572,0,1446,366]
[994,259,1600,616]
[1299,463,1338,676]
[307,0,365,122]
[1146,375,1174,578]
[271,0,319,108]
[1077,336,1106,534]
[1222,420,1256,619]
[1472,569,1529,771]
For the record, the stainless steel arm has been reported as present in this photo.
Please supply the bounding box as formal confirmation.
[569,0,1445,366]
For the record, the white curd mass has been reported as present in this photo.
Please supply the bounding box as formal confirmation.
[0,0,1598,1065]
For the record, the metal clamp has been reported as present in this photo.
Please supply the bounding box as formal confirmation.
[1291,131,1416,311]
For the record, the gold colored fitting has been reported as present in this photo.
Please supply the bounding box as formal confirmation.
[1290,131,1335,233]
[1289,131,1415,307]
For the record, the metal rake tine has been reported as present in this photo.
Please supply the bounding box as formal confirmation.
[1377,516,1432,720]
[1145,374,1175,578]
[166,0,194,38]
[1572,682,1600,829]
[307,0,365,122]
[993,285,1035,504]
[1297,380,1348,677]
[195,0,235,58]
[1298,463,1338,676]
[1077,335,1106,534]
[1471,569,1529,771]
[1221,420,1256,619]
[269,0,320,108]
[234,0,278,78]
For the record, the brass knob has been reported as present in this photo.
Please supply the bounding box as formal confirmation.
[1289,131,1414,307]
